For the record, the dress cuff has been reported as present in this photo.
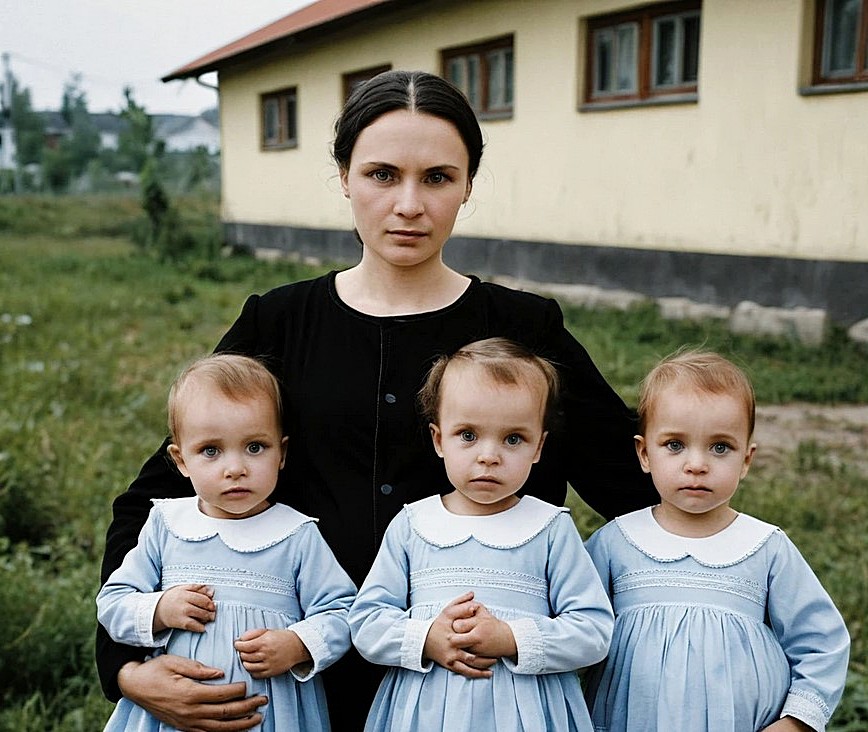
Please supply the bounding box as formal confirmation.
[781,689,831,732]
[502,617,544,675]
[137,591,168,647]
[401,618,435,672]
[287,620,325,681]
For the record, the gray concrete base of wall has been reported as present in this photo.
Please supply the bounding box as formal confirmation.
[224,222,868,338]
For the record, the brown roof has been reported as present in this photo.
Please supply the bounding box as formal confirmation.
[162,0,394,82]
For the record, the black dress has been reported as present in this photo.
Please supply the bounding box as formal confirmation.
[97,272,656,730]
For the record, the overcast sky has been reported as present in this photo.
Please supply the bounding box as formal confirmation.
[0,0,315,116]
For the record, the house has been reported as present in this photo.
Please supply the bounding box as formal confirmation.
[162,0,868,326]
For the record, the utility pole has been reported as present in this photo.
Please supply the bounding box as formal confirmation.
[0,52,21,192]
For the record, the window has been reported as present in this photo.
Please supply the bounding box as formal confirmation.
[814,0,868,85]
[442,36,514,118]
[585,2,700,105]
[343,65,392,102]
[261,88,297,150]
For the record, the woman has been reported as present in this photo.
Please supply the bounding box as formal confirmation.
[97,70,656,731]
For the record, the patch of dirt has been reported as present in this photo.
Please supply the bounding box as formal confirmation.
[753,404,868,474]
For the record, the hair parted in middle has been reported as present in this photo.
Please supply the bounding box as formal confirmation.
[167,353,283,443]
[636,348,756,437]
[332,69,484,181]
[418,337,560,429]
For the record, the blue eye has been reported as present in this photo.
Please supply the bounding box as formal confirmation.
[505,434,523,446]
[460,431,476,443]
[371,169,392,182]
[248,442,264,455]
[203,446,218,458]
[665,440,684,453]
[711,443,730,455]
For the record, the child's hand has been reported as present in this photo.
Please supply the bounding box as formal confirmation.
[451,602,517,660]
[153,584,215,633]
[761,718,813,731]
[423,592,498,679]
[234,628,312,679]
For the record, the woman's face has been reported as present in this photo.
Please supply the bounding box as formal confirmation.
[339,109,472,271]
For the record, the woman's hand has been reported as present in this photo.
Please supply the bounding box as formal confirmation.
[117,655,266,731]
[153,584,216,634]
[450,602,517,660]
[235,628,312,679]
[422,592,498,679]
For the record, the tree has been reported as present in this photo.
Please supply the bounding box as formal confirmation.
[9,79,45,166]
[116,86,159,173]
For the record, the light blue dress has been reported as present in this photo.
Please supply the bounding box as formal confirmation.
[348,495,614,732]
[583,507,850,732]
[96,498,356,732]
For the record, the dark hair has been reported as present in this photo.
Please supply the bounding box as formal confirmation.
[418,337,560,430]
[332,70,484,180]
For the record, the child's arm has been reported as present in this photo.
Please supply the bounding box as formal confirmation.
[349,511,492,677]
[236,522,356,681]
[482,514,613,675]
[422,593,497,678]
[97,508,189,648]
[766,531,851,732]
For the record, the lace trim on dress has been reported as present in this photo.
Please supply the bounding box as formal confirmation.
[406,495,567,549]
[616,507,780,568]
[153,497,316,552]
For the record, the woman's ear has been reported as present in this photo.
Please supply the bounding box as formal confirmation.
[463,179,472,204]
[167,443,190,477]
[340,168,350,198]
[429,424,444,458]
[634,435,651,474]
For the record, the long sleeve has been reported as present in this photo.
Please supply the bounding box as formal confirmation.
[348,513,433,672]
[96,508,171,649]
[503,514,613,674]
[286,523,356,680]
[767,532,850,731]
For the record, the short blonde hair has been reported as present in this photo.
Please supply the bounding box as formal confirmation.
[418,337,560,429]
[637,348,755,437]
[167,354,283,442]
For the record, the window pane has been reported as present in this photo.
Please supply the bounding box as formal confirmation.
[824,0,860,75]
[263,98,280,144]
[284,93,297,143]
[503,48,514,106]
[682,14,701,82]
[487,48,513,109]
[594,29,613,93]
[447,58,466,93]
[654,18,677,86]
[615,24,637,92]
[466,55,481,108]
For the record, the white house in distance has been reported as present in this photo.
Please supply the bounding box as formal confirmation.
[162,0,868,326]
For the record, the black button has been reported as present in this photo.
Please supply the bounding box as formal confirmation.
[380,483,393,495]
[384,393,396,404]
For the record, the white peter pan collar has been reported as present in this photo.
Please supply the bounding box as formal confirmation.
[407,494,568,549]
[153,497,316,553]
[616,506,779,567]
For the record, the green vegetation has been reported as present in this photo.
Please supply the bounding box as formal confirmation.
[0,195,865,729]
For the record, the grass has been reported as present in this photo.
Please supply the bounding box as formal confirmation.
[0,194,865,729]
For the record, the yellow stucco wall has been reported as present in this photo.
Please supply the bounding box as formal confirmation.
[217,0,867,262]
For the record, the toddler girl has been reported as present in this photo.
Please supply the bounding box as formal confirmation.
[583,349,850,731]
[97,354,356,731]
[349,337,613,731]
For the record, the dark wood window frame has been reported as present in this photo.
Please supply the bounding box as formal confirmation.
[583,1,701,108]
[441,35,515,120]
[812,0,868,87]
[342,65,392,103]
[261,87,298,150]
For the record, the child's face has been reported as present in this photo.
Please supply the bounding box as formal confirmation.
[635,385,755,526]
[430,364,547,516]
[167,381,288,520]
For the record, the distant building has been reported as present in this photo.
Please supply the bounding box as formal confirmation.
[158,0,864,327]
